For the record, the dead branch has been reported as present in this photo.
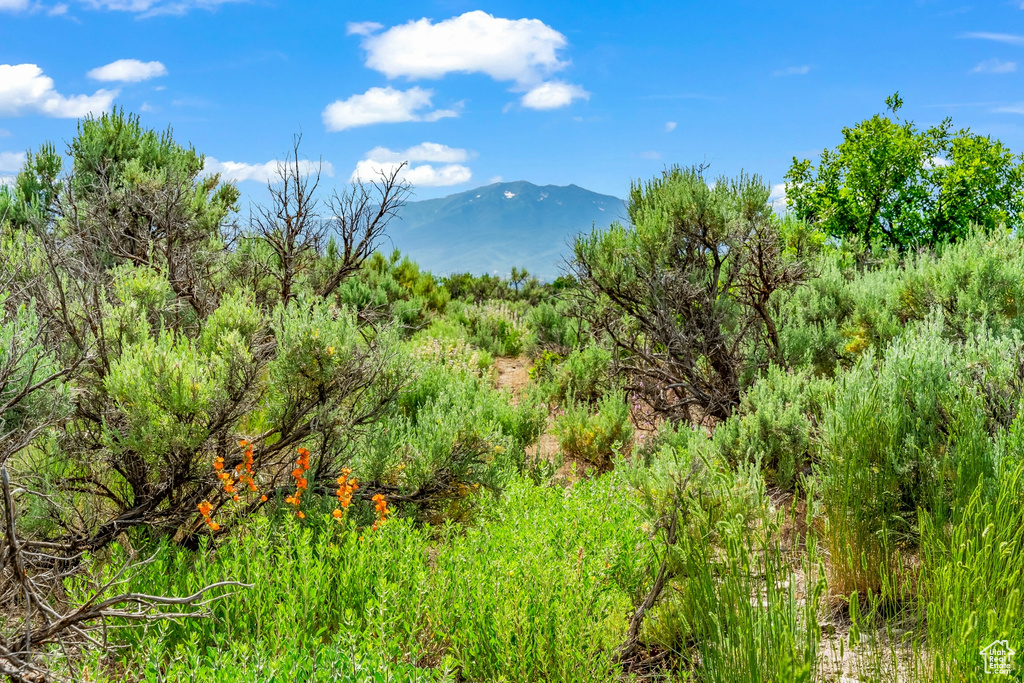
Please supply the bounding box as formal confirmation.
[0,467,248,682]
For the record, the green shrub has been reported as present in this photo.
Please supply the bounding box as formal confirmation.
[623,424,823,682]
[554,394,633,469]
[449,300,534,357]
[714,365,830,490]
[816,315,1021,597]
[540,345,612,406]
[525,299,583,352]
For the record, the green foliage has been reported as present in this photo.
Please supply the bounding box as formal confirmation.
[335,251,450,331]
[623,425,824,681]
[10,109,1024,683]
[0,142,63,226]
[816,316,1021,596]
[786,93,1024,250]
[917,461,1024,681]
[84,474,647,682]
[777,230,1024,377]
[0,297,67,437]
[373,362,546,512]
[572,165,807,422]
[554,393,633,469]
[714,365,830,490]
[536,344,613,406]
[449,300,534,357]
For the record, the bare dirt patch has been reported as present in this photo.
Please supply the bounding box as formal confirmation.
[492,356,531,398]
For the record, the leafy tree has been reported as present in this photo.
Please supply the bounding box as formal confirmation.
[785,93,1024,250]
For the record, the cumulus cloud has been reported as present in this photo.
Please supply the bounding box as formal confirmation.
[88,59,167,83]
[773,65,811,76]
[0,175,16,187]
[362,142,470,164]
[350,142,472,187]
[360,11,567,84]
[972,58,1017,74]
[521,81,589,109]
[961,32,1024,45]
[354,10,588,110]
[0,0,30,11]
[665,121,677,132]
[346,21,382,36]
[204,157,334,184]
[322,86,457,131]
[0,151,26,173]
[0,64,118,118]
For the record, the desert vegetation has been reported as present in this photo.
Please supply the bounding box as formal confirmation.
[0,98,1022,681]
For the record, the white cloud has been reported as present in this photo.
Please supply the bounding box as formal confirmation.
[665,121,677,132]
[87,59,167,83]
[363,142,470,164]
[84,0,243,16]
[488,175,503,183]
[773,65,811,77]
[503,190,515,198]
[0,151,26,173]
[358,11,577,90]
[346,21,382,36]
[139,101,155,112]
[0,0,30,11]
[322,86,457,131]
[48,3,69,15]
[0,175,16,187]
[962,32,1024,45]
[925,156,952,169]
[350,142,472,187]
[351,160,471,187]
[995,102,1024,114]
[521,81,589,110]
[0,64,118,118]
[972,59,1017,74]
[204,157,334,184]
[769,183,788,211]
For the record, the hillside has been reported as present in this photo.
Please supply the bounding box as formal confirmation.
[386,181,625,279]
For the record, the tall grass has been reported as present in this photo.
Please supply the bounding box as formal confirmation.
[80,475,648,682]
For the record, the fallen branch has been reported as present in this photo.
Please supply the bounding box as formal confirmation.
[0,467,249,682]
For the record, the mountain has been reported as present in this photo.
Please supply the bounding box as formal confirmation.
[384,181,626,280]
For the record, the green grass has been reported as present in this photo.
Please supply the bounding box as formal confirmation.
[82,475,648,682]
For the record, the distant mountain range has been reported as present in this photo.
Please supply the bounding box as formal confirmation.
[384,181,626,280]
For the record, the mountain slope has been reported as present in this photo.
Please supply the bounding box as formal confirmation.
[385,181,626,279]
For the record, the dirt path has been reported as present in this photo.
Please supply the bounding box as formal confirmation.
[492,357,531,398]
[491,356,573,481]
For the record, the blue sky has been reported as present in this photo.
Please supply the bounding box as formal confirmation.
[2,0,1024,205]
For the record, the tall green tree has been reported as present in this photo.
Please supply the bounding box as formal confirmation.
[785,93,1024,250]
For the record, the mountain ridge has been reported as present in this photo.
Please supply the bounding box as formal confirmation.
[385,181,626,279]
